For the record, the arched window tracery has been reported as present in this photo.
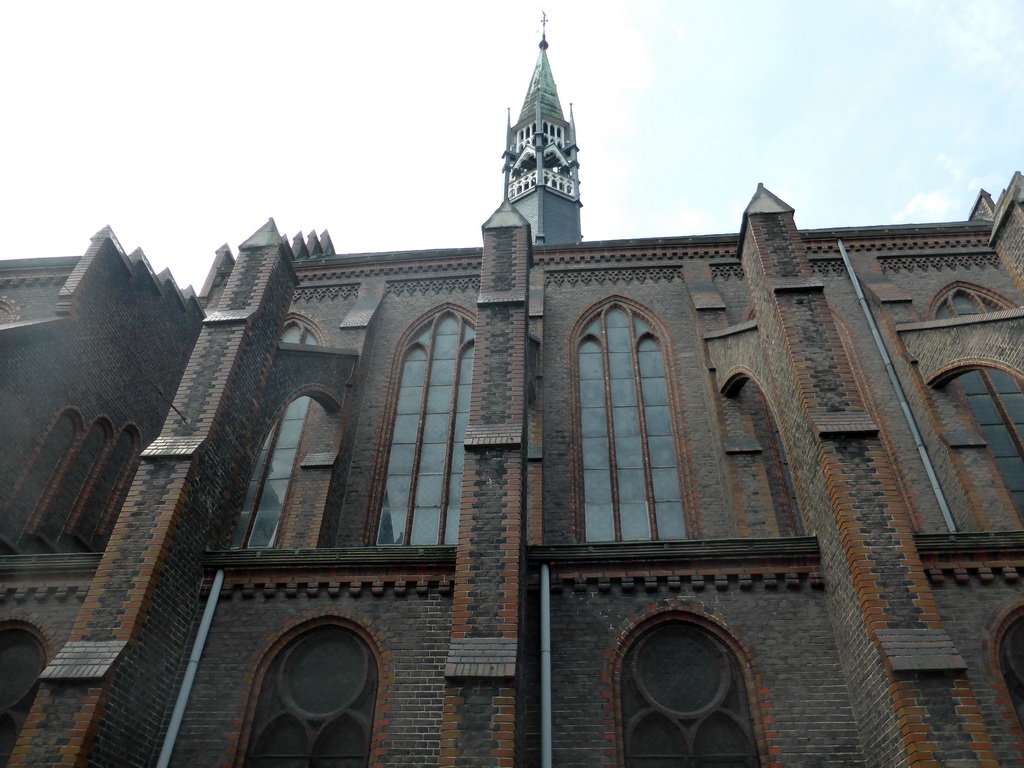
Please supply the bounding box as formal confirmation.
[577,305,685,541]
[232,324,319,549]
[622,622,759,767]
[377,313,474,546]
[726,378,802,537]
[246,626,377,768]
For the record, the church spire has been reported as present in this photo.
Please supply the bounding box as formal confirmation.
[503,27,582,245]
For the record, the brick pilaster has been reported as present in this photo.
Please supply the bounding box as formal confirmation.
[990,171,1024,297]
[740,185,998,766]
[441,202,530,767]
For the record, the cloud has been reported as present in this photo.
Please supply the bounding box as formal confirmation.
[936,154,964,183]
[891,190,954,224]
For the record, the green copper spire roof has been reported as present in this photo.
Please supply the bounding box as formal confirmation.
[518,36,564,123]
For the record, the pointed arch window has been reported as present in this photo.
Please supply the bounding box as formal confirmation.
[623,623,758,767]
[578,306,685,541]
[232,324,318,549]
[246,627,377,767]
[377,314,474,546]
[934,289,1024,514]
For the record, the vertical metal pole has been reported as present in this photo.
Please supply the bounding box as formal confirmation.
[540,562,553,768]
[155,569,225,768]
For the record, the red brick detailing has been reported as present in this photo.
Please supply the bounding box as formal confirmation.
[442,207,530,765]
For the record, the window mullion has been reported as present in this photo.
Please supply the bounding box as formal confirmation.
[243,420,283,547]
[632,331,658,539]
[601,313,623,541]
[437,334,465,545]
[406,330,436,545]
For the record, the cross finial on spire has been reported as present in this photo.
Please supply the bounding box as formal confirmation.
[540,11,549,49]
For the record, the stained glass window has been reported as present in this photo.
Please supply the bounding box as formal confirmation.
[378,314,474,546]
[623,624,758,768]
[578,307,684,541]
[247,627,376,768]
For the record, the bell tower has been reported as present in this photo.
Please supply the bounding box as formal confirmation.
[503,31,582,244]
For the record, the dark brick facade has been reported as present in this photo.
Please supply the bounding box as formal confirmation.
[7,52,1024,768]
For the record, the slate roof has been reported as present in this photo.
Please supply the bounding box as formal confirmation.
[518,39,564,123]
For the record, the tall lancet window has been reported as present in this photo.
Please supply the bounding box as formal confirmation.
[378,314,474,546]
[578,306,685,541]
[232,324,317,549]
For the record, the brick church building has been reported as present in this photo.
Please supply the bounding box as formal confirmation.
[3,33,1024,767]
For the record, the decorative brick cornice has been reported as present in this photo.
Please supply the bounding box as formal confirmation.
[0,585,88,603]
[916,531,1024,586]
[297,259,483,284]
[710,263,744,280]
[878,251,1000,273]
[292,284,359,303]
[385,276,480,297]
[0,552,101,574]
[528,537,822,592]
[202,546,456,598]
[545,266,681,287]
[810,259,846,276]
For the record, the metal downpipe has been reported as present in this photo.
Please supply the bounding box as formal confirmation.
[836,239,957,531]
[540,562,553,768]
[155,569,225,768]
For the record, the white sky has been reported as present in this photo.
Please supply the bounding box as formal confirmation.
[2,1,1022,291]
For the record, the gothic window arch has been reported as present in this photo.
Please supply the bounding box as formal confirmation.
[933,284,1009,319]
[232,325,319,549]
[377,312,474,546]
[576,304,685,541]
[0,627,45,767]
[246,626,377,767]
[932,289,1024,515]
[725,378,802,537]
[622,622,759,767]
[63,424,140,550]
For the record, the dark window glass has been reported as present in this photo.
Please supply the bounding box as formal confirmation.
[623,624,758,768]
[0,629,45,768]
[248,628,376,768]
[233,325,319,549]
[578,307,684,541]
[378,314,474,546]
